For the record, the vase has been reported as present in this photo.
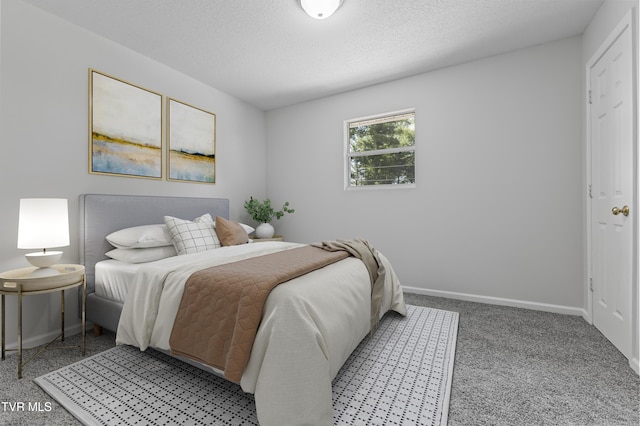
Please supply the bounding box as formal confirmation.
[255,222,275,239]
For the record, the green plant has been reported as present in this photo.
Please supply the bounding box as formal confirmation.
[244,197,295,223]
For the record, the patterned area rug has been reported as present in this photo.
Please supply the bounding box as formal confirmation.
[35,305,458,425]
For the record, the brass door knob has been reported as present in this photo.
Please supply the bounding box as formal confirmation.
[612,205,630,216]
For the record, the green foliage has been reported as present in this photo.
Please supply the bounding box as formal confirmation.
[349,117,415,186]
[244,197,295,223]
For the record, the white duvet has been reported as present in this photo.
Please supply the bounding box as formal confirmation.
[117,242,406,426]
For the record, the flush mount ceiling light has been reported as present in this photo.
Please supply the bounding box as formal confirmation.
[299,0,344,19]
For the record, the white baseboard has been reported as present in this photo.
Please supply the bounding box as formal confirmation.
[630,357,640,375]
[403,285,585,316]
[2,323,87,351]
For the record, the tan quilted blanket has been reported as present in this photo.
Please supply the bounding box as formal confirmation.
[168,245,349,382]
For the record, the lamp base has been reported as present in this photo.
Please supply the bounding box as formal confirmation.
[25,251,63,268]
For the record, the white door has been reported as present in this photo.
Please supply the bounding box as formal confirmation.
[589,15,633,359]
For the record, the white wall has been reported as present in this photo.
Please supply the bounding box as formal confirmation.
[266,36,584,313]
[0,0,267,347]
[0,0,616,353]
[582,0,639,373]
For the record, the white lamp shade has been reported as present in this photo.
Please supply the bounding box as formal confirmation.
[299,0,343,19]
[17,198,70,249]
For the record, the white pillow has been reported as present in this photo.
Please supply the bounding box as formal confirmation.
[195,213,215,224]
[106,224,172,249]
[239,223,255,235]
[164,214,221,255]
[105,246,177,263]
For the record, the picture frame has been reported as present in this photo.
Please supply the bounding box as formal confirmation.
[89,69,163,179]
[167,97,216,184]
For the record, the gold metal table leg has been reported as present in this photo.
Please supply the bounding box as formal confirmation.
[61,289,65,342]
[1,294,5,361]
[81,277,86,355]
[17,284,22,379]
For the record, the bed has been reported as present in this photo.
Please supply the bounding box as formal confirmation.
[78,193,406,425]
[78,194,231,334]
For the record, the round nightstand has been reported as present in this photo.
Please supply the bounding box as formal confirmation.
[0,264,86,378]
[251,235,284,242]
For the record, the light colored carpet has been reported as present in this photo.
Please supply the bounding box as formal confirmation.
[34,305,458,425]
[1,293,638,425]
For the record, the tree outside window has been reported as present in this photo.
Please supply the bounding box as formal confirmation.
[346,110,415,188]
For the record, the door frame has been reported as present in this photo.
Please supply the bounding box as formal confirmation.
[585,9,638,374]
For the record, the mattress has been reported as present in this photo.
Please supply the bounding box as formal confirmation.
[94,260,143,303]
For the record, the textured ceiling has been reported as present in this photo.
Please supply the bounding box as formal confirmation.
[21,0,603,110]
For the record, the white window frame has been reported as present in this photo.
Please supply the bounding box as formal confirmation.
[344,108,416,191]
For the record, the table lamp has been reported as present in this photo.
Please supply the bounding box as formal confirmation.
[17,198,70,271]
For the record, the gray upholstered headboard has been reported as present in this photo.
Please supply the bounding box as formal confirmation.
[79,194,230,294]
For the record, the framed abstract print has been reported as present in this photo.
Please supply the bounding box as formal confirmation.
[167,97,216,184]
[89,69,163,179]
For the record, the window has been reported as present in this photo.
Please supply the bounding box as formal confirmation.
[345,110,415,189]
